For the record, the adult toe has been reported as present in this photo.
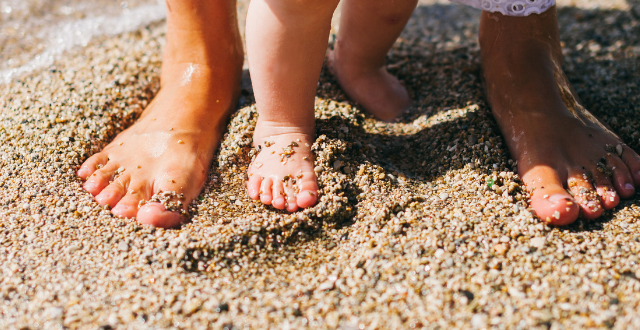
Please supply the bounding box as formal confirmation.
[111,194,142,219]
[568,170,603,220]
[95,173,130,208]
[524,166,579,225]
[591,170,619,210]
[137,203,183,228]
[607,153,635,198]
[83,162,119,196]
[77,153,108,179]
[620,145,640,186]
[111,182,147,218]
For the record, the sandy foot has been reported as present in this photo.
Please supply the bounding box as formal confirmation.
[246,121,318,212]
[480,9,640,225]
[78,63,239,227]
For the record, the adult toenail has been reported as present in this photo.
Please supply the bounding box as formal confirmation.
[548,194,569,203]
[625,183,634,190]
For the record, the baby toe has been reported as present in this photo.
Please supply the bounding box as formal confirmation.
[247,174,263,200]
[260,177,274,205]
[271,180,286,210]
[284,186,299,212]
[293,175,319,209]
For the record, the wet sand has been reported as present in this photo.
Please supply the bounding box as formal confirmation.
[1,0,640,329]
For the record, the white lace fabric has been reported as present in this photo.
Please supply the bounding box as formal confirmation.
[450,0,556,16]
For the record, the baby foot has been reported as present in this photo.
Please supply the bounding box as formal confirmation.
[329,49,411,122]
[246,122,319,212]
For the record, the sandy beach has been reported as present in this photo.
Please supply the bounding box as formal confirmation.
[1,0,640,328]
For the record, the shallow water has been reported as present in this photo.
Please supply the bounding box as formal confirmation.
[0,0,164,84]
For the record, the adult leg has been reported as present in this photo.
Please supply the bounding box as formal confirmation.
[77,0,244,227]
[480,7,640,225]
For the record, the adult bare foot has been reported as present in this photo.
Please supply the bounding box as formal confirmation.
[329,0,417,122]
[246,122,318,212]
[77,0,243,228]
[480,8,640,225]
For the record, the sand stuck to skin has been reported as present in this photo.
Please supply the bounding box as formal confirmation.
[1,1,640,329]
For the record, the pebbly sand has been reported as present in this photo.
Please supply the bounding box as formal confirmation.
[1,0,640,329]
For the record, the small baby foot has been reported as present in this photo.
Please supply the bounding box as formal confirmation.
[329,49,411,122]
[246,122,319,212]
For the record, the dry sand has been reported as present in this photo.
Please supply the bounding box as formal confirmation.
[1,0,640,329]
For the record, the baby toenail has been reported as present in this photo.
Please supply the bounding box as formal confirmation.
[625,183,634,190]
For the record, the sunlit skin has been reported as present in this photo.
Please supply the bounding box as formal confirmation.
[245,0,418,211]
[480,7,640,225]
[77,0,243,228]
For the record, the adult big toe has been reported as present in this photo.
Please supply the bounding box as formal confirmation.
[136,203,183,228]
[530,189,580,226]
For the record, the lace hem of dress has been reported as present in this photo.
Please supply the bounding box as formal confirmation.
[450,0,556,16]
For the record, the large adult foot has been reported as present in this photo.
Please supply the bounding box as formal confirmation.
[77,0,243,228]
[77,62,240,227]
[329,49,411,122]
[246,121,319,212]
[480,8,640,225]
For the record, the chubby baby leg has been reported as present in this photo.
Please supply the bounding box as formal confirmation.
[330,0,418,121]
[245,0,340,211]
